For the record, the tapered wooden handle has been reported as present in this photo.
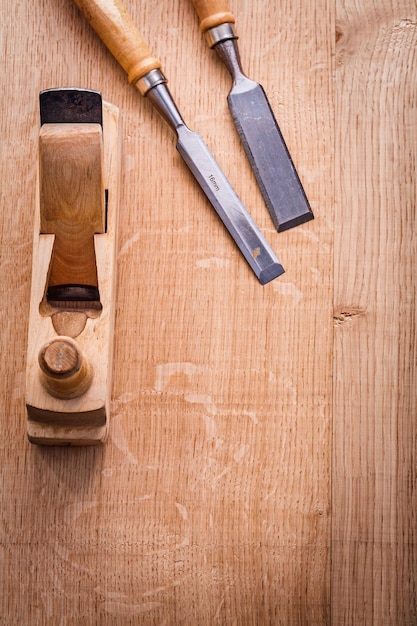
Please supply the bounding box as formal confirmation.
[73,0,161,84]
[39,123,104,290]
[191,0,235,33]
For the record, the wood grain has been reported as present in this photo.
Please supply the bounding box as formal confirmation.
[1,0,332,617]
[332,1,417,624]
[40,122,104,289]
[2,0,414,623]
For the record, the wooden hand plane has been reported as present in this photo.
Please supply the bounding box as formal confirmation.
[25,88,120,445]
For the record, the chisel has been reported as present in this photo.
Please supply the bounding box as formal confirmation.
[191,0,313,232]
[71,0,284,285]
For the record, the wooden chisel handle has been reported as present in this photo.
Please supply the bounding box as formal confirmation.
[191,0,235,33]
[72,0,161,86]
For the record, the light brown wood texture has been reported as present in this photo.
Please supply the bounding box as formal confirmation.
[40,122,104,289]
[333,1,417,624]
[25,102,120,445]
[0,1,414,625]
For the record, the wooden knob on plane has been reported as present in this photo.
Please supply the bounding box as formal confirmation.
[38,336,93,399]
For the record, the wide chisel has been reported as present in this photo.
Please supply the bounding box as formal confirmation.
[191,0,314,232]
[71,0,284,285]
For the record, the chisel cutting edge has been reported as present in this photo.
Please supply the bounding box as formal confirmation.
[191,0,314,232]
[72,0,284,284]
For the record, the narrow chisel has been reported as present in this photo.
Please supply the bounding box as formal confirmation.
[71,0,284,284]
[191,0,314,232]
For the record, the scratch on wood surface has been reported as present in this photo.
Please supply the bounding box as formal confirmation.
[184,394,217,414]
[112,391,141,405]
[53,542,92,575]
[272,281,304,304]
[100,600,162,615]
[175,536,191,549]
[117,232,141,258]
[94,589,131,601]
[142,584,180,598]
[195,256,230,269]
[109,413,139,464]
[175,502,188,521]
[281,377,298,405]
[233,444,250,463]
[214,576,239,623]
[211,466,232,490]
[154,362,205,393]
[185,394,259,425]
[202,414,217,440]
[61,500,97,524]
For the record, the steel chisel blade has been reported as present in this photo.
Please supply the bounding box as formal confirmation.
[229,79,313,232]
[196,20,314,233]
[71,0,286,283]
[176,126,285,284]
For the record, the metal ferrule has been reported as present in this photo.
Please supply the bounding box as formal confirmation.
[205,23,237,48]
[145,81,186,134]
[136,68,168,96]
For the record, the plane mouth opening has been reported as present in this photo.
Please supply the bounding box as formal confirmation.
[46,284,102,311]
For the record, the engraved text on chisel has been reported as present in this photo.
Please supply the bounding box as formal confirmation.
[209,174,220,191]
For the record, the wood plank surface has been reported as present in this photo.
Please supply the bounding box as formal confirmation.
[1,1,333,623]
[0,0,414,624]
[332,1,417,624]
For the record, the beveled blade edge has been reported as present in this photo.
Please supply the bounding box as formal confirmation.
[176,126,284,284]
[228,82,313,232]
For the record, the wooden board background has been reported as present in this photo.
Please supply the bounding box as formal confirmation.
[333,2,416,623]
[0,0,415,624]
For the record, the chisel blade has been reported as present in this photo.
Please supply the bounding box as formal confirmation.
[72,0,285,284]
[228,77,313,232]
[190,2,314,232]
[176,125,284,284]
